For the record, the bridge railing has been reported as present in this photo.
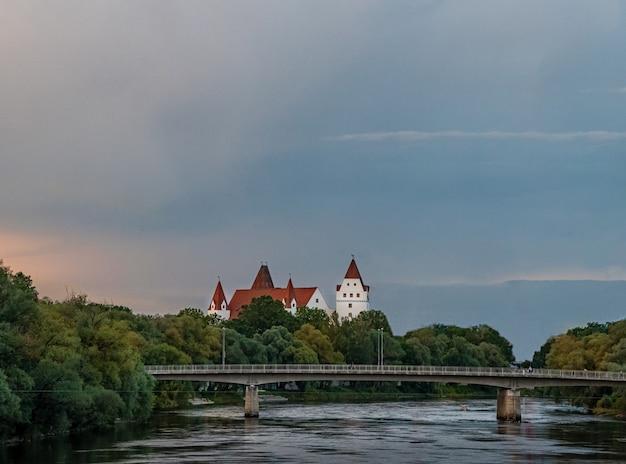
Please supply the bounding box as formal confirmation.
[144,364,626,381]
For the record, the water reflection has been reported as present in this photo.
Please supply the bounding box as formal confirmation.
[2,398,626,463]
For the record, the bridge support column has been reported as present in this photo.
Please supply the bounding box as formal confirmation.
[497,388,521,422]
[244,385,259,418]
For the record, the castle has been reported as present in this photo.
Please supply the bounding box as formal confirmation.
[207,258,370,320]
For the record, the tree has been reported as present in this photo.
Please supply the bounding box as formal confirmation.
[0,369,21,440]
[401,336,431,365]
[226,296,298,336]
[442,336,483,367]
[546,334,588,370]
[532,337,555,368]
[24,306,81,363]
[601,338,626,371]
[465,325,514,364]
[295,307,331,331]
[295,324,344,364]
[478,342,508,367]
[255,326,318,364]
[151,313,221,364]
[0,262,38,330]
[351,310,392,334]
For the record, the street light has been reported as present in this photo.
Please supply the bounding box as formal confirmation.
[378,328,384,368]
[222,327,226,367]
[380,327,385,367]
[377,327,385,367]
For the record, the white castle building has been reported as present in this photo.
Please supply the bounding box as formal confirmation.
[208,258,370,320]
[334,258,370,319]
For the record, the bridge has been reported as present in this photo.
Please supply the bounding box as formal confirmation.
[145,364,626,421]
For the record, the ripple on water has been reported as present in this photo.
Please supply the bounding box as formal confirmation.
[3,398,625,464]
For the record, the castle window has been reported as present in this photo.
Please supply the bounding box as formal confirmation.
[348,303,352,308]
[315,298,319,303]
[343,293,346,297]
[350,293,353,298]
[357,293,360,298]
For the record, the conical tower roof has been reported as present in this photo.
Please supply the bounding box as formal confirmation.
[209,280,228,311]
[339,258,369,291]
[251,264,274,290]
[285,277,296,305]
[345,258,363,279]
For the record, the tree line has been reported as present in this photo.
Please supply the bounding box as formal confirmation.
[2,260,625,441]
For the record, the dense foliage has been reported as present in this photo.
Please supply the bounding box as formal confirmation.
[0,260,552,442]
[0,263,153,442]
[531,321,626,412]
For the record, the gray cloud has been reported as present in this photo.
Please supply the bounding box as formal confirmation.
[328,131,626,143]
[1,1,625,349]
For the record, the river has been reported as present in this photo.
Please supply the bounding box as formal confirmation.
[3,398,626,463]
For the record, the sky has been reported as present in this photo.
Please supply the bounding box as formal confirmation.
[1,1,625,357]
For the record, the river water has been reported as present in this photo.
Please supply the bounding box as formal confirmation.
[3,398,626,463]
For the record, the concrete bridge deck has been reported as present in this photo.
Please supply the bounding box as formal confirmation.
[145,364,626,420]
[145,363,626,389]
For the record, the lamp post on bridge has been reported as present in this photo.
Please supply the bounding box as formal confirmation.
[222,327,226,367]
[378,327,385,367]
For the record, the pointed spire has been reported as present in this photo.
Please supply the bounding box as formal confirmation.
[285,276,296,307]
[251,263,274,289]
[209,280,228,312]
[344,258,362,280]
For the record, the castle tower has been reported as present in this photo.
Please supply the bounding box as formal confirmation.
[208,279,231,320]
[251,263,274,289]
[335,258,370,319]
[283,277,298,314]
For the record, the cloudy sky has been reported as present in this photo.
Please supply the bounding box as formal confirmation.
[2,1,625,348]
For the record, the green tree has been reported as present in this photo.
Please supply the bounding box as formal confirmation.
[0,369,21,440]
[532,337,555,368]
[0,262,38,330]
[401,336,431,365]
[295,324,344,364]
[601,338,626,371]
[142,342,192,365]
[442,336,483,366]
[226,296,298,336]
[465,325,514,364]
[255,326,318,364]
[295,307,331,331]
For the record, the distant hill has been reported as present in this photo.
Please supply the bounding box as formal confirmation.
[371,280,626,362]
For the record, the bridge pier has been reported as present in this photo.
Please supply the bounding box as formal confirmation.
[244,385,259,418]
[497,388,521,422]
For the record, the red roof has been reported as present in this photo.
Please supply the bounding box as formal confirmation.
[286,278,296,305]
[228,286,318,319]
[345,259,362,279]
[208,264,326,319]
[209,280,228,311]
[251,264,274,289]
[337,258,369,291]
